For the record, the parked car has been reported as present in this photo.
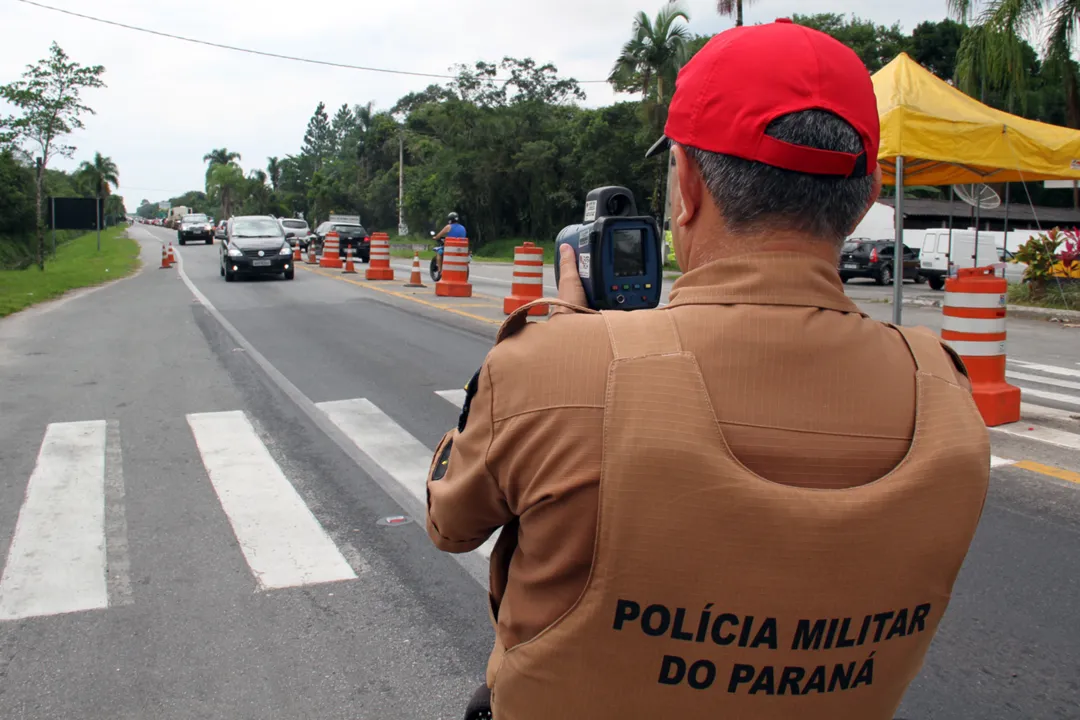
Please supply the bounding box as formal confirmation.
[312,221,370,262]
[999,246,1028,285]
[178,213,214,245]
[279,218,311,249]
[219,215,295,282]
[839,239,923,285]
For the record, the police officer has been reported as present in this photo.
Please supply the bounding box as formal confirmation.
[427,19,989,720]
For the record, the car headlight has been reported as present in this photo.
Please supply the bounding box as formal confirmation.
[279,245,292,255]
[227,245,243,257]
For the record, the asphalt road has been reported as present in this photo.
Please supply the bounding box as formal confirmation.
[1,224,1078,719]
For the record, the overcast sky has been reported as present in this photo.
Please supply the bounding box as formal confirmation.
[0,0,955,205]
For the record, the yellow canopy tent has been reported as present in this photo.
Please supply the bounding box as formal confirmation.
[869,53,1080,321]
[874,52,1080,186]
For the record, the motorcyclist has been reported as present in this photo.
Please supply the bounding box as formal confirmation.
[433,212,466,275]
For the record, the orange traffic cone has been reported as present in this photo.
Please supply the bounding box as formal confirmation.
[292,241,302,261]
[404,251,425,288]
[342,247,357,274]
[167,243,177,267]
[159,244,170,269]
[307,244,317,265]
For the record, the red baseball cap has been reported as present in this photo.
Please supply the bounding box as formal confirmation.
[646,18,879,178]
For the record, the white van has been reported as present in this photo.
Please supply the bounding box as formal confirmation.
[919,229,1000,290]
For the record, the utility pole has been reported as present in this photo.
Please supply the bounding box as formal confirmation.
[398,131,405,235]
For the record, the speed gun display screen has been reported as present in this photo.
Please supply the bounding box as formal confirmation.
[613,229,646,278]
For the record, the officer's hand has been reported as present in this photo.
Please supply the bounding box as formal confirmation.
[553,244,587,315]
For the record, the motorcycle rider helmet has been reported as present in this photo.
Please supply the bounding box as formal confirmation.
[447,212,459,223]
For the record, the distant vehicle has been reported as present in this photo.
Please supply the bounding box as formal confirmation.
[220,215,294,282]
[839,239,923,285]
[919,230,1001,290]
[998,246,1027,285]
[178,213,214,245]
[279,218,311,249]
[312,221,369,262]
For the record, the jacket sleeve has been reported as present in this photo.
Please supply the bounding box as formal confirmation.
[425,361,513,553]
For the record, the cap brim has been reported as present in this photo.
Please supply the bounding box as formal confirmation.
[645,135,671,159]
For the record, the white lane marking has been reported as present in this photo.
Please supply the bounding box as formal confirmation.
[104,420,133,607]
[317,397,494,560]
[187,411,357,591]
[1020,403,1080,423]
[1007,370,1080,392]
[436,389,468,409]
[991,422,1080,451]
[0,421,108,621]
[317,399,431,505]
[991,456,1016,468]
[1018,387,1080,408]
[1009,359,1080,379]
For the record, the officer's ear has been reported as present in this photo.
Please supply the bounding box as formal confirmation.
[672,144,702,228]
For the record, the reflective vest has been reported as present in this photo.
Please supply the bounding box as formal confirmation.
[489,304,990,719]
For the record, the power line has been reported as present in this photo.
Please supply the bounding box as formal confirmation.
[12,0,609,84]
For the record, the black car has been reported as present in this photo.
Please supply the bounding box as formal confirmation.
[178,213,214,245]
[313,221,370,262]
[839,240,923,285]
[220,215,295,282]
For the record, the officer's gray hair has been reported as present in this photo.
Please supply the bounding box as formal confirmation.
[682,110,875,244]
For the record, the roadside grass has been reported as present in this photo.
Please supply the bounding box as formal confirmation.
[1007,280,1080,311]
[0,226,140,317]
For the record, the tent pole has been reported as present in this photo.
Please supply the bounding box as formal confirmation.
[974,199,981,266]
[947,186,954,264]
[1003,183,1010,249]
[893,157,905,325]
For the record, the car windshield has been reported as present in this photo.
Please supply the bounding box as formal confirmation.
[841,241,864,252]
[282,220,307,229]
[335,224,364,233]
[232,218,284,238]
[183,214,208,223]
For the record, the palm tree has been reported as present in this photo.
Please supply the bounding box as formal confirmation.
[717,0,756,27]
[207,163,245,219]
[76,152,119,201]
[203,147,241,185]
[948,0,1080,126]
[608,2,691,106]
[75,152,119,244]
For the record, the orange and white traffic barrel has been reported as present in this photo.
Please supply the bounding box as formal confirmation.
[436,237,472,297]
[941,266,1021,426]
[365,232,394,281]
[503,241,548,316]
[319,231,342,269]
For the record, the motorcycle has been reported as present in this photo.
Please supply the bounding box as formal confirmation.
[429,230,472,283]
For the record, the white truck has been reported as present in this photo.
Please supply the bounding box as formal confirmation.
[918,229,1006,290]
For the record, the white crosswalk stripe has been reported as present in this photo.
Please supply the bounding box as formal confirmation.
[318,397,496,560]
[997,360,1080,451]
[0,421,112,621]
[187,410,358,591]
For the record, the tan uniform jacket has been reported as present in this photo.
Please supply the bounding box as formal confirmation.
[425,250,972,684]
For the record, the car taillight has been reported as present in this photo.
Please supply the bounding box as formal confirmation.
[870,248,878,263]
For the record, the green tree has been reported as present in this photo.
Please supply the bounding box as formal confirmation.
[74,151,119,249]
[948,0,1080,125]
[609,3,691,107]
[302,102,333,170]
[266,156,282,190]
[207,162,245,219]
[716,0,756,27]
[202,147,241,185]
[793,13,911,72]
[910,18,967,81]
[0,42,106,269]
